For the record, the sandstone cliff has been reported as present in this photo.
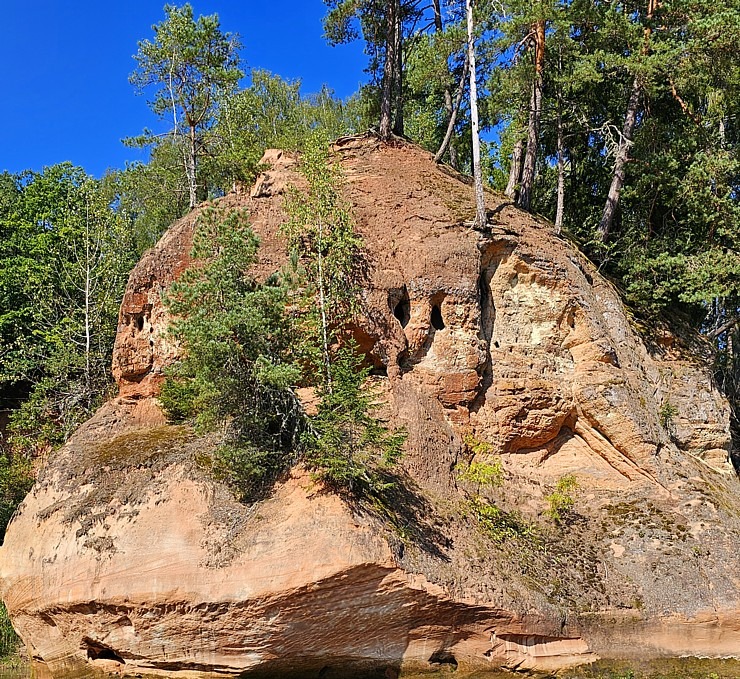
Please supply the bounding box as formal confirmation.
[1,137,739,678]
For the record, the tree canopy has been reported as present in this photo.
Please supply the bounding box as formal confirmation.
[130,3,243,209]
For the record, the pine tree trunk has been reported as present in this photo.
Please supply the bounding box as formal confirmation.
[518,20,545,212]
[598,78,640,241]
[449,142,459,170]
[505,136,524,200]
[466,0,486,228]
[435,53,469,164]
[598,0,659,242]
[379,0,399,139]
[393,8,404,136]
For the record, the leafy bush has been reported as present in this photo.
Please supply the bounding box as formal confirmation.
[545,474,579,524]
[659,401,679,430]
[0,453,33,544]
[457,444,530,542]
[468,496,539,543]
[0,602,20,659]
[458,458,504,492]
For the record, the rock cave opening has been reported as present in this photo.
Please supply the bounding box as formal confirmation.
[428,650,457,668]
[391,286,411,328]
[431,304,445,331]
[136,316,145,332]
[84,639,125,664]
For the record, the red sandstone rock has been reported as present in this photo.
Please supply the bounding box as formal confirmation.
[1,137,738,678]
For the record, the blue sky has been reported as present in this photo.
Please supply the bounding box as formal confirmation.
[0,1,367,177]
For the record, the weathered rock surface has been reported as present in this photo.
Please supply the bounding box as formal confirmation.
[2,136,739,678]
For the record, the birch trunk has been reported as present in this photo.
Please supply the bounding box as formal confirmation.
[555,106,565,233]
[466,0,486,228]
[555,46,566,233]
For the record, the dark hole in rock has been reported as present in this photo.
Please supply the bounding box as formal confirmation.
[370,365,388,377]
[494,340,500,348]
[136,316,145,332]
[149,340,154,347]
[85,640,124,664]
[431,304,445,331]
[429,650,457,667]
[392,288,411,328]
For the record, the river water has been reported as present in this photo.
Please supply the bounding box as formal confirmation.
[2,658,740,679]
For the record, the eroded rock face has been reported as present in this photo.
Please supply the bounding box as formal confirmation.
[112,213,196,398]
[1,137,739,678]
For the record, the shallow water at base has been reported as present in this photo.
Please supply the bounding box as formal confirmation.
[559,658,740,679]
[1,658,740,679]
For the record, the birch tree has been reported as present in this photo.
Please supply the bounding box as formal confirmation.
[130,4,243,209]
[466,0,486,228]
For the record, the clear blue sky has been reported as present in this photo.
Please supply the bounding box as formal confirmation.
[0,1,367,177]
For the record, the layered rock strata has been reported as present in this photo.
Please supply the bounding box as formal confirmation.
[1,137,739,678]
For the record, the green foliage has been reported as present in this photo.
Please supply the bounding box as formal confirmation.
[302,345,405,494]
[463,433,494,456]
[458,458,503,490]
[0,165,136,456]
[130,4,243,207]
[157,373,199,423]
[212,71,361,189]
[457,443,533,543]
[106,139,191,253]
[0,454,33,543]
[130,4,242,123]
[0,602,20,659]
[659,401,679,431]
[545,474,579,525]
[283,132,366,381]
[285,133,405,496]
[163,206,301,452]
[468,495,539,544]
[210,443,289,503]
[459,435,503,492]
[163,155,403,501]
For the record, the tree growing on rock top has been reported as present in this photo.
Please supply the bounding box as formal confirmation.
[323,0,427,140]
[130,3,243,210]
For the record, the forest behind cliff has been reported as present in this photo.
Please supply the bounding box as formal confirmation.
[1,0,739,544]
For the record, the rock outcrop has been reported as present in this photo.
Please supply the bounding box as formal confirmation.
[2,136,739,678]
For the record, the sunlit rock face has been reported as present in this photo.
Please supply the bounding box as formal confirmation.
[1,137,738,679]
